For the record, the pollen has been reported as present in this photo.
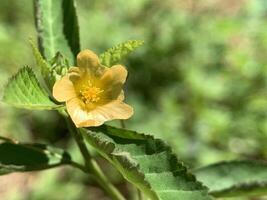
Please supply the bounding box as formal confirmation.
[79,81,103,104]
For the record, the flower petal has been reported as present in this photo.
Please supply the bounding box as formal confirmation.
[118,91,125,101]
[66,98,96,127]
[100,65,128,101]
[66,98,104,127]
[53,75,77,102]
[66,98,133,128]
[92,100,133,121]
[68,67,81,74]
[77,49,105,77]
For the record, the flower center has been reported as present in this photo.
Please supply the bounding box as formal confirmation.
[79,81,103,104]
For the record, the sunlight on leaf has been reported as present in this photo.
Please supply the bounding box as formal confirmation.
[34,0,80,65]
[2,66,61,110]
[82,125,211,200]
[100,40,144,67]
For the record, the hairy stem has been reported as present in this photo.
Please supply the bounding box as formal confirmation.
[66,118,125,200]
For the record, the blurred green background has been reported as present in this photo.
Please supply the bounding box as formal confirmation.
[0,0,267,199]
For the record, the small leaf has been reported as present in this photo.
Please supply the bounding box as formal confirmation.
[47,52,70,88]
[30,40,70,89]
[0,142,71,175]
[193,160,267,198]
[2,67,61,110]
[29,39,53,86]
[29,39,51,77]
[82,125,211,200]
[34,0,80,65]
[100,40,144,67]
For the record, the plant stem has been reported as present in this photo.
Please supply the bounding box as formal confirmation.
[66,118,125,200]
[69,161,88,173]
[120,120,126,129]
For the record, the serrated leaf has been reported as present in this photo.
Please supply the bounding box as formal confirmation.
[100,40,144,67]
[34,0,80,65]
[0,142,71,175]
[82,125,211,200]
[2,67,61,110]
[30,40,70,90]
[193,160,267,198]
[29,39,51,77]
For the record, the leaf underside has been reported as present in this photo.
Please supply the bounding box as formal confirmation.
[82,125,211,200]
[0,142,71,175]
[2,66,60,110]
[193,160,267,198]
[100,40,144,67]
[34,0,80,65]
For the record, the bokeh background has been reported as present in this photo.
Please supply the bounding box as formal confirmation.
[0,0,267,199]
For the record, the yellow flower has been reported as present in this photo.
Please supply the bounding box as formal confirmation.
[53,50,133,127]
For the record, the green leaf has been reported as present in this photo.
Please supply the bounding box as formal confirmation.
[100,40,144,67]
[62,0,80,58]
[30,39,51,76]
[34,0,80,65]
[193,160,267,198]
[2,67,61,110]
[0,142,71,175]
[30,40,70,89]
[49,52,71,89]
[82,125,211,200]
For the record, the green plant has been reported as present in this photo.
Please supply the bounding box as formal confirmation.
[1,0,267,199]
